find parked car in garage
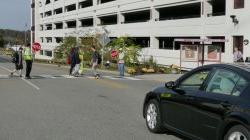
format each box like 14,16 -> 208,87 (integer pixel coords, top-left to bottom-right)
143,64 -> 250,140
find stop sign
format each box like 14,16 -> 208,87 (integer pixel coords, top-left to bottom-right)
32,42 -> 41,52
111,50 -> 118,58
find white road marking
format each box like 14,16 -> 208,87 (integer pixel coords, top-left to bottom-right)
21,77 -> 40,90
102,75 -> 141,80
0,75 -> 9,78
0,65 -> 40,90
61,75 -> 77,79
124,77 -> 141,81
0,65 -> 12,72
40,74 -> 56,79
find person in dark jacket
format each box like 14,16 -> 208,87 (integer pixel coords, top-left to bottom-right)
72,47 -> 81,76
91,46 -> 100,78
11,47 -> 23,77
69,47 -> 75,75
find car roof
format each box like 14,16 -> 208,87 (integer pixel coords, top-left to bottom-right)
197,63 -> 250,76
228,63 -> 250,72
208,63 -> 250,72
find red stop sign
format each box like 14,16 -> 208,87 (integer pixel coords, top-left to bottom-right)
32,42 -> 41,52
111,50 -> 118,58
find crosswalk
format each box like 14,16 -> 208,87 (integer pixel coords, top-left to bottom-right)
0,74 -> 142,81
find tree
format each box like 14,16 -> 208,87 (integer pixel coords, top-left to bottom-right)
54,36 -> 77,60
107,37 -> 141,66
0,34 -> 5,48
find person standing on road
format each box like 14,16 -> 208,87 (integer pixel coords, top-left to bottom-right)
118,48 -> 125,77
79,47 -> 85,75
91,46 -> 100,78
11,47 -> 23,77
69,47 -> 75,76
233,47 -> 244,62
72,47 -> 81,76
23,44 -> 33,79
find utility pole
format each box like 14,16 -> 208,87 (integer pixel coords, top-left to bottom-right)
24,23 -> 28,46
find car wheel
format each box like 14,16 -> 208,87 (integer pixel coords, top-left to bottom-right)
146,99 -> 163,133
224,125 -> 249,140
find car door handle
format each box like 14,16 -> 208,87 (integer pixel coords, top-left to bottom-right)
220,101 -> 231,108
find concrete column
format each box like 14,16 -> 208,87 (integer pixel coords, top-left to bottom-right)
93,0 -> 98,6
151,8 -> 159,22
76,1 -> 79,11
118,13 -> 125,24
224,35 -> 234,63
52,23 -> 56,30
52,37 -> 55,44
95,17 -> 101,26
77,19 -> 81,28
203,0 -> 212,17
63,21 -> 67,29
150,36 -> 159,49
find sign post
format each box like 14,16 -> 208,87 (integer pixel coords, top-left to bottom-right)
97,33 -> 111,66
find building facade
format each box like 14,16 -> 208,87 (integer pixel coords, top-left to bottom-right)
31,0 -> 250,68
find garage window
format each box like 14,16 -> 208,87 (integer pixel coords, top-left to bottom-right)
234,0 -> 244,9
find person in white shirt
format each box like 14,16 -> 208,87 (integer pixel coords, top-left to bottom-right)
118,48 -> 125,77
233,47 -> 243,62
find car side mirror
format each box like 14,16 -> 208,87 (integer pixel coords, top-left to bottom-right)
165,81 -> 177,89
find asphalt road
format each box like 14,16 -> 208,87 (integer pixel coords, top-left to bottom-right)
0,55 -> 183,140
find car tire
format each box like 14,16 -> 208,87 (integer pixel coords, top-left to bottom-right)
145,99 -> 164,133
224,125 -> 249,140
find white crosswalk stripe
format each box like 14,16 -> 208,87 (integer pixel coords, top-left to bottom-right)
0,75 -> 10,79
0,74 -> 142,81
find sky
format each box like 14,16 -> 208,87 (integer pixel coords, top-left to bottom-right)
0,0 -> 30,31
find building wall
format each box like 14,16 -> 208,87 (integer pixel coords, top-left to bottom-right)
32,0 -> 250,68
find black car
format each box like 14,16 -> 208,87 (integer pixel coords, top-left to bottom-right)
143,64 -> 250,140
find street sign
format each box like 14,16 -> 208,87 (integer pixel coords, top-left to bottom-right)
98,33 -> 111,47
111,50 -> 118,58
32,42 -> 41,52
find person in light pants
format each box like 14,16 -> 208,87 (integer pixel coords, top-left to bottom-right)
118,48 -> 125,77
11,47 -> 23,77
91,46 -> 99,77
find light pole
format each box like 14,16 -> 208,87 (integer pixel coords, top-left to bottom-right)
24,23 -> 28,46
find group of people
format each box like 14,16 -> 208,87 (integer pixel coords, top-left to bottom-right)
11,44 -> 33,79
68,46 -> 125,78
68,46 -> 102,78
11,44 -> 126,80
10,44 -> 246,80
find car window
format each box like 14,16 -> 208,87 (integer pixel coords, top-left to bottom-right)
179,70 -> 210,90
206,69 -> 248,96
232,78 -> 248,96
